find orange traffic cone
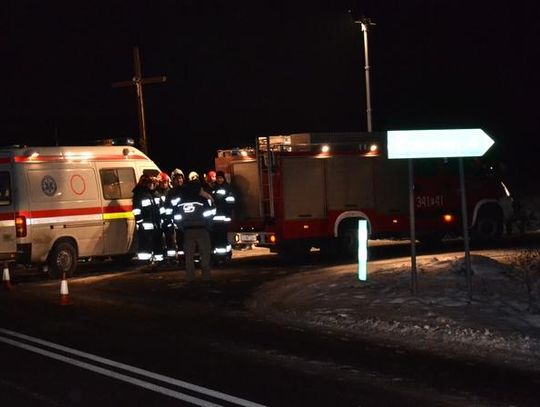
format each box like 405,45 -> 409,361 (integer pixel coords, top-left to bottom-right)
2,264 -> 12,291
60,272 -> 70,305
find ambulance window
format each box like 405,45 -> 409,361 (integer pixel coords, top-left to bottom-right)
0,172 -> 10,206
143,169 -> 160,177
100,168 -> 136,200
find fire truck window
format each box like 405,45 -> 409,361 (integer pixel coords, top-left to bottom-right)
100,168 -> 135,200
0,172 -> 11,206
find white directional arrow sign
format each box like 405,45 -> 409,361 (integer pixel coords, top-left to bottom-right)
387,129 -> 494,159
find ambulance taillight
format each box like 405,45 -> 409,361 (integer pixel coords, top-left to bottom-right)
15,216 -> 27,237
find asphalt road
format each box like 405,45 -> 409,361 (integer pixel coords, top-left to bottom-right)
1,236 -> 540,406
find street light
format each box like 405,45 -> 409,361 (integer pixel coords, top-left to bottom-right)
353,16 -> 376,133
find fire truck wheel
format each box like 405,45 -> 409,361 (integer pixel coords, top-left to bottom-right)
338,223 -> 358,258
473,214 -> 503,242
47,240 -> 78,279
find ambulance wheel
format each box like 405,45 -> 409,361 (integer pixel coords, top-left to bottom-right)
48,240 -> 78,279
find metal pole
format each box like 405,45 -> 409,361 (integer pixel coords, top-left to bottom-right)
361,19 -> 374,133
133,47 -> 148,154
408,159 -> 417,294
458,158 -> 473,300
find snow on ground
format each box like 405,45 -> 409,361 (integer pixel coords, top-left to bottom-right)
247,251 -> 540,370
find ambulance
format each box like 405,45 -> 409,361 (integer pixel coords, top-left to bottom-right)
0,143 -> 160,277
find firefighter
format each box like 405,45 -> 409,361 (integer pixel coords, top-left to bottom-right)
204,170 -> 217,193
178,172 -> 215,281
154,172 -> 172,262
156,172 -> 171,203
211,170 -> 235,261
163,169 -> 185,260
185,171 -> 213,201
132,174 -> 162,262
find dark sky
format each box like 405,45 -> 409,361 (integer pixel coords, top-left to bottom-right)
2,0 -> 539,190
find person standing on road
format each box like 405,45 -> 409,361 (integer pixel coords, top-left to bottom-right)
132,174 -> 162,263
154,172 -> 171,262
164,169 -> 185,260
211,170 -> 235,261
178,172 -> 215,281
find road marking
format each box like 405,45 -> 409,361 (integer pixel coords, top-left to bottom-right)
0,328 -> 266,407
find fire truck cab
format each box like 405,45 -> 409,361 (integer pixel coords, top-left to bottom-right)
0,143 -> 160,276
216,133 -> 513,257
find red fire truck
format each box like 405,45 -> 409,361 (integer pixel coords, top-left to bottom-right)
215,133 -> 513,257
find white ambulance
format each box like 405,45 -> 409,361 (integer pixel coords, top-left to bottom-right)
0,143 -> 160,277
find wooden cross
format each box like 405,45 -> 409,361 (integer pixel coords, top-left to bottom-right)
112,47 -> 167,154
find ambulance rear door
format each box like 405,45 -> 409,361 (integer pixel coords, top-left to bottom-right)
98,166 -> 138,256
0,166 -> 17,261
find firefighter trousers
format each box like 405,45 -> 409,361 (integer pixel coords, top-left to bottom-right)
183,227 -> 211,281
211,221 -> 229,251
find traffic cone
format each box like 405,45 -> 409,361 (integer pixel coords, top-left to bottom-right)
60,272 -> 70,305
2,264 -> 12,291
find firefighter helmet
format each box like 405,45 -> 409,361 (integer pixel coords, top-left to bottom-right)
188,171 -> 199,181
207,170 -> 217,183
171,168 -> 184,179
158,172 -> 170,183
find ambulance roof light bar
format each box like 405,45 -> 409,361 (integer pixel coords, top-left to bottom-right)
95,138 -> 135,146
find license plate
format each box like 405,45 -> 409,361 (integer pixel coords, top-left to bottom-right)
240,233 -> 257,243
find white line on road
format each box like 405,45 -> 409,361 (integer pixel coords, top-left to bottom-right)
0,328 -> 266,407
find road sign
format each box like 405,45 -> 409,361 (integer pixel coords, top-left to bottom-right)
387,129 -> 494,159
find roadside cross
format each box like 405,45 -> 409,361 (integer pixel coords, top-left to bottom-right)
112,47 -> 167,154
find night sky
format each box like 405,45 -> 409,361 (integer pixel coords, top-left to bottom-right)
2,0 -> 539,193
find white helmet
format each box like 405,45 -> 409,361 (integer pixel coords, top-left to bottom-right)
171,168 -> 184,178
188,171 -> 199,181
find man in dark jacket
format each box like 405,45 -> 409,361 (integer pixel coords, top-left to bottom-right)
163,169 -> 185,260
178,172 -> 215,281
211,171 -> 235,261
132,174 -> 162,262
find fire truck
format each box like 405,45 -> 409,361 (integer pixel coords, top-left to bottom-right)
215,133 -> 513,257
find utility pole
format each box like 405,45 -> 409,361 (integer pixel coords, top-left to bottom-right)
353,16 -> 376,133
112,46 -> 167,154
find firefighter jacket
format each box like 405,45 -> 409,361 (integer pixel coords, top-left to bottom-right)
132,185 -> 161,232
211,182 -> 235,222
155,187 -> 169,228
177,196 -> 215,231
163,186 -> 184,230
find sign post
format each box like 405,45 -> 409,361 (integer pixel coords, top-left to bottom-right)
408,159 -> 417,294
387,129 -> 494,298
